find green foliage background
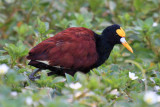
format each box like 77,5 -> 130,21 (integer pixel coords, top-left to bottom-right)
0,0 -> 160,107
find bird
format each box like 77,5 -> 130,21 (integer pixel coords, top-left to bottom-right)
27,24 -> 133,81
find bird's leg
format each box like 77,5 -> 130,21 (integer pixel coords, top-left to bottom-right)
47,71 -> 57,76
47,70 -> 64,77
47,67 -> 66,76
29,67 -> 71,80
30,68 -> 63,80
47,71 -> 65,77
47,68 -> 76,76
29,68 -> 41,81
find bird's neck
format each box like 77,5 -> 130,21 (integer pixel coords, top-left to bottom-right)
93,33 -> 115,68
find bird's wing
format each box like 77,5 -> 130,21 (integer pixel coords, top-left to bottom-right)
27,27 -> 98,69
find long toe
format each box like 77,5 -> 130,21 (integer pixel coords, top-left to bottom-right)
29,74 -> 36,81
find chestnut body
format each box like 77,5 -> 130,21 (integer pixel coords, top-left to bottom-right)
27,27 -> 100,76
27,24 -> 129,78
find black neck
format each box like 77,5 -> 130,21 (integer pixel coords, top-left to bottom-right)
92,33 -> 115,68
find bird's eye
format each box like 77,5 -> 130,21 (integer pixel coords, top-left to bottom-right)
115,34 -> 118,36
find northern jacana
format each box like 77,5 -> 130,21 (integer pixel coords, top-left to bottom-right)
27,24 -> 133,81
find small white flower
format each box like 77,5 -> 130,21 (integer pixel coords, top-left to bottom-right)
10,91 -> 18,97
0,64 -> 9,75
154,85 -> 160,92
26,97 -> 33,105
129,72 -> 138,80
110,89 -> 120,96
142,79 -> 146,81
144,91 -> 158,105
69,82 -> 82,90
152,22 -> 158,27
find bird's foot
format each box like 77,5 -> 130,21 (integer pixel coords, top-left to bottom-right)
29,74 -> 40,81
28,69 -> 41,81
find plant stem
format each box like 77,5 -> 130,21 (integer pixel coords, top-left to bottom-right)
125,60 -> 147,91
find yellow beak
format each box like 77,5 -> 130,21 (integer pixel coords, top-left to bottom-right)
120,38 -> 133,53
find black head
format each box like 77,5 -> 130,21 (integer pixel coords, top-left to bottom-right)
102,24 -> 123,44
102,24 -> 133,53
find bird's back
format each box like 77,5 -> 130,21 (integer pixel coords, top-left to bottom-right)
27,27 -> 98,72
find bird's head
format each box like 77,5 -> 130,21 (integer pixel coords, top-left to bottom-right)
102,24 -> 133,53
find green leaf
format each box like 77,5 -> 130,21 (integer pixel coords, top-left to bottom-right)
145,17 -> 153,26
0,55 -> 10,61
65,73 -> 74,83
3,41 -> 28,66
133,0 -> 143,11
37,17 -> 46,34
52,77 -> 66,84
